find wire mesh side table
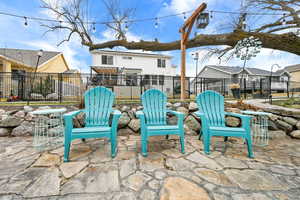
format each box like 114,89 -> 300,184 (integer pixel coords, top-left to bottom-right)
241,110 -> 270,146
31,108 -> 66,151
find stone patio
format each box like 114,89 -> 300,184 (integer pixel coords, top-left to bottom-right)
0,135 -> 300,200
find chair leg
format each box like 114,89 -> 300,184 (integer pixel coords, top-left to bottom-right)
180,134 -> 185,154
198,130 -> 203,140
141,138 -> 148,157
224,136 -> 228,142
110,137 -> 117,158
246,136 -> 254,158
64,139 -> 71,162
203,133 -> 211,155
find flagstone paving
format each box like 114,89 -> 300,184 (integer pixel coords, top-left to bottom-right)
0,135 -> 300,200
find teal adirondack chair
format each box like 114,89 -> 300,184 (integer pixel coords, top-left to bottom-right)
63,86 -> 121,162
195,90 -> 254,158
136,89 -> 185,156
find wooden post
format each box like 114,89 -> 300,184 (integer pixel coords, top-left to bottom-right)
180,33 -> 186,100
179,3 -> 207,101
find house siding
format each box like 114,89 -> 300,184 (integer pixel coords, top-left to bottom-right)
37,54 -> 69,73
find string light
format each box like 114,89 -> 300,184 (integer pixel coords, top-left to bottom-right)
124,21 -> 128,31
154,18 -> 158,28
183,12 -> 187,20
282,13 -> 287,25
92,22 -> 96,33
23,16 -> 28,26
0,9 -> 297,26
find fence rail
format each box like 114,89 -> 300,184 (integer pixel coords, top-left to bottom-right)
0,72 -> 299,102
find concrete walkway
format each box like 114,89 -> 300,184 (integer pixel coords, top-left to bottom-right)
0,135 -> 300,200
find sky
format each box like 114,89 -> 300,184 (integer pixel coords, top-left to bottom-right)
0,0 -> 299,77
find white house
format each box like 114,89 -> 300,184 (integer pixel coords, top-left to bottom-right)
90,50 -> 178,98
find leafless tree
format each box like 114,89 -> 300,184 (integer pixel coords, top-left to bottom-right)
41,0 -> 300,56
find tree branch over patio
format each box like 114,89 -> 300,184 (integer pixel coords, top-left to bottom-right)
41,0 -> 300,56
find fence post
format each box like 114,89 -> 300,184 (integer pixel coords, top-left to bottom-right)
59,73 -> 63,103
188,77 -> 190,99
287,81 -> 290,98
172,76 -> 175,99
140,75 -> 143,96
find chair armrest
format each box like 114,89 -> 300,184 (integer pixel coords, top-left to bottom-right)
63,110 -> 83,119
136,110 -> 145,118
112,109 -> 121,116
225,112 -> 252,128
111,109 -> 121,133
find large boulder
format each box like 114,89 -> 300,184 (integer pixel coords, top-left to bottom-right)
46,93 -> 59,100
173,102 -> 182,108
225,107 -> 241,113
188,102 -> 198,112
0,117 -> 23,128
268,130 -> 287,140
25,112 -> 36,121
38,106 -> 51,110
184,115 -> 201,132
31,93 -> 43,99
176,107 -> 189,116
121,106 -> 130,112
166,102 -> 173,109
118,127 -> 136,136
13,111 -> 25,118
282,117 -> 298,126
23,106 -> 33,113
0,128 -> 10,137
184,124 -> 197,136
290,130 -> 300,139
297,121 -> 300,130
73,112 -> 85,128
167,115 -> 178,125
0,109 -> 5,116
128,119 -> 140,132
118,112 -> 131,128
275,120 -> 293,133
11,121 -> 34,136
127,110 -> 136,119
268,120 -> 279,131
226,116 -> 241,127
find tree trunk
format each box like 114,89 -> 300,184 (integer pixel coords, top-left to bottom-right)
90,31 -> 300,56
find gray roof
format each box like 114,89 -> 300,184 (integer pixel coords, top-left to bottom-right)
206,65 -> 281,76
284,64 -> 300,73
0,48 -> 61,67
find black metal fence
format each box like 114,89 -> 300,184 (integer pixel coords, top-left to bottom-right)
0,72 -> 299,102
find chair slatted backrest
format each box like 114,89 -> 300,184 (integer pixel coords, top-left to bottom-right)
141,89 -> 167,125
196,90 -> 225,127
84,86 -> 115,127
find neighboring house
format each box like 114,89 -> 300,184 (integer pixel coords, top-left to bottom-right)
0,48 -> 75,100
90,50 -> 178,97
282,64 -> 300,82
192,65 -> 290,94
0,48 -> 69,73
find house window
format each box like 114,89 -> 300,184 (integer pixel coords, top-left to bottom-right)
143,75 -> 150,85
122,56 -> 132,60
152,75 -> 157,85
157,59 -> 166,68
102,55 -> 113,65
159,75 -> 164,85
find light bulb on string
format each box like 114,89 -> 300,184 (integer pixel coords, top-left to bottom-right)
125,21 -> 129,31
92,22 -> 96,33
183,12 -> 186,20
154,18 -> 158,29
282,13 -> 287,25
210,11 -> 213,19
24,16 -> 28,27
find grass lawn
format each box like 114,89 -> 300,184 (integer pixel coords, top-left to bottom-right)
272,98 -> 300,109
